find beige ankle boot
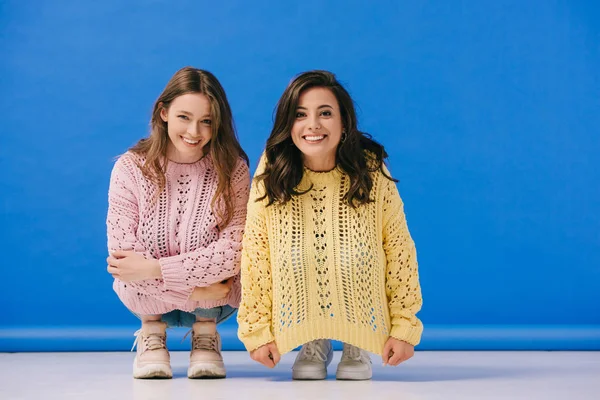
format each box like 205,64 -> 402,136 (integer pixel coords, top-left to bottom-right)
132,321 -> 172,379
187,321 -> 226,379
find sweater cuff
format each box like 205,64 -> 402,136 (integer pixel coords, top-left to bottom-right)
158,255 -> 194,298
238,325 -> 275,352
161,287 -> 194,306
390,320 -> 423,346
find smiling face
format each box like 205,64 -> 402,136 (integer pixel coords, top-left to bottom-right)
290,87 -> 344,171
160,92 -> 213,163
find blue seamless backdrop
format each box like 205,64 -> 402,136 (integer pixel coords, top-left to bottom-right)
1,0 -> 599,351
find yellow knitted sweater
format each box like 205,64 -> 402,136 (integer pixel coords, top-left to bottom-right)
237,159 -> 423,355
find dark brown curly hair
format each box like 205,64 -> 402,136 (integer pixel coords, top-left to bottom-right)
257,70 -> 395,207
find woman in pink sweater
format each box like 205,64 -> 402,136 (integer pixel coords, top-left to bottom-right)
106,67 -> 250,379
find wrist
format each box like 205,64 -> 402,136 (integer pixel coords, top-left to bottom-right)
190,287 -> 204,301
147,259 -> 163,279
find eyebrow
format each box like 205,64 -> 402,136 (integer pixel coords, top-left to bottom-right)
296,105 -> 333,110
176,110 -> 211,118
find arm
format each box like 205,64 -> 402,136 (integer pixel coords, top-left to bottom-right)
237,160 -> 275,352
381,174 -> 424,346
156,160 -> 251,290
107,155 -> 193,305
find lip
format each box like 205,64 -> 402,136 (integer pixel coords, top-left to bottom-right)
181,136 -> 201,146
302,134 -> 327,145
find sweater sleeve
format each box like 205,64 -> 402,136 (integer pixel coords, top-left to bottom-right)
237,157 -> 275,351
157,159 -> 250,291
380,172 -> 424,346
107,155 -> 193,306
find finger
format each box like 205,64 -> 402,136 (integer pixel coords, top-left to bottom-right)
107,266 -> 119,275
258,346 -> 276,368
107,256 -> 120,266
218,280 -> 232,289
387,348 -> 405,366
263,356 -> 276,368
381,341 -> 393,365
250,349 -> 264,362
256,354 -> 274,368
390,357 -> 406,367
111,250 -> 131,259
269,343 -> 281,365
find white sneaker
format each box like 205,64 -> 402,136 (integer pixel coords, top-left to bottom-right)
336,343 -> 372,380
131,321 -> 172,379
292,339 -> 333,380
187,321 -> 226,379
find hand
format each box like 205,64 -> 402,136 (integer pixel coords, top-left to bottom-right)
106,250 -> 161,282
382,337 -> 414,366
189,279 -> 234,301
250,342 -> 281,368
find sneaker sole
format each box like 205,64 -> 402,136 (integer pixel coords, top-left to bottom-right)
292,368 -> 327,380
133,359 -> 172,379
187,362 -> 226,379
335,368 -> 372,381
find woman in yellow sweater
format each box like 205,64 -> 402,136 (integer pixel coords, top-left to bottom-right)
237,70 -> 423,380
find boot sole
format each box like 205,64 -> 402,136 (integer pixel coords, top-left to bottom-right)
133,359 -> 173,379
187,362 -> 226,379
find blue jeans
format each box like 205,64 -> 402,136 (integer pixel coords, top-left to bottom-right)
131,305 -> 237,328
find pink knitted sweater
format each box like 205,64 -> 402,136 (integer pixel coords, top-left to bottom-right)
107,151 -> 250,315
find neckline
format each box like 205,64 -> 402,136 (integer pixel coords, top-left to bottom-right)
302,165 -> 343,185
164,153 -> 211,173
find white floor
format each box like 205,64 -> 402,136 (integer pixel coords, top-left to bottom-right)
1,351 -> 598,400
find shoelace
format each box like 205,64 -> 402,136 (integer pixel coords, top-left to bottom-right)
182,330 -> 218,351
342,344 -> 371,364
342,344 -> 362,361
299,340 -> 329,362
131,329 -> 166,352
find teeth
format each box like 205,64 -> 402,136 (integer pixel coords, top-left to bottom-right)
304,135 -> 325,141
183,138 -> 200,144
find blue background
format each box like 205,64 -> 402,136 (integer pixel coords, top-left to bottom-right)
1,0 -> 599,351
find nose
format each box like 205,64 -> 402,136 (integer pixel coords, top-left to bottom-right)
187,122 -> 199,136
308,115 -> 321,131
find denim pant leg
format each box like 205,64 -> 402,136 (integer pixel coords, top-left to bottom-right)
130,306 -> 237,328
190,305 -> 237,325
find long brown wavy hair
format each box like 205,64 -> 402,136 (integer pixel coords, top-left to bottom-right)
129,66 -> 248,226
257,70 -> 395,207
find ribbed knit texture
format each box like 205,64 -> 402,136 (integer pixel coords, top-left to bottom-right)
237,157 -> 423,355
107,151 -> 250,315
